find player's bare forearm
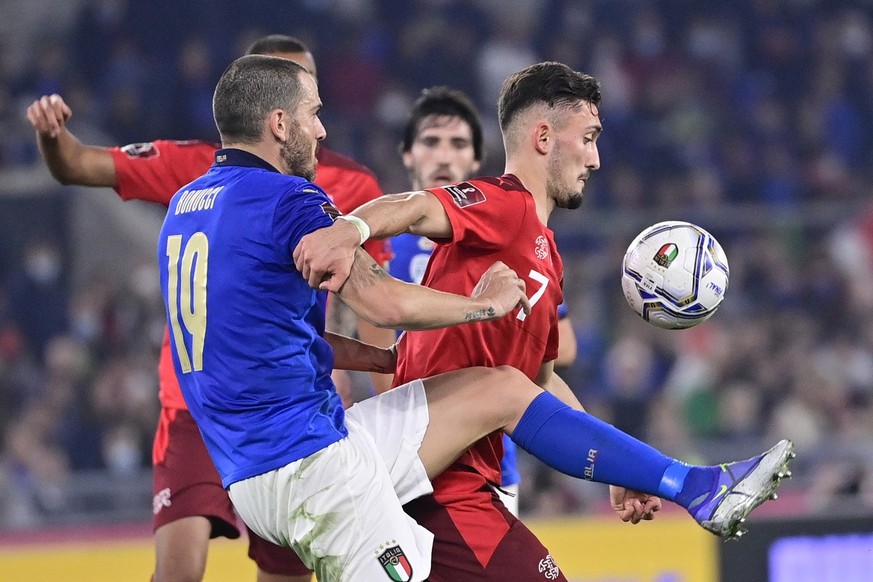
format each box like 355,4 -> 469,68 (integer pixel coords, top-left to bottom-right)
549,373 -> 584,411
324,332 -> 396,374
536,361 -> 584,411
38,131 -> 117,187
337,249 -> 526,330
27,94 -> 117,187
355,317 -> 397,393
294,192 -> 450,292
351,190 -> 452,240
555,316 -> 578,367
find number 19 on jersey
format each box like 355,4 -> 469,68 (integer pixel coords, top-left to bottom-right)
166,233 -> 209,373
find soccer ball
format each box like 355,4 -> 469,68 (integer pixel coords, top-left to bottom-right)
621,221 -> 729,329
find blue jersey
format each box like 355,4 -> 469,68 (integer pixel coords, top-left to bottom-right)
388,233 -> 436,285
501,436 -> 520,487
157,149 -> 346,488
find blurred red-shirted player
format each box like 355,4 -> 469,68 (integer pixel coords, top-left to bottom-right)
26,35 -> 391,582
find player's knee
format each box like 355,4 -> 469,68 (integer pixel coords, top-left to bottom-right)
486,365 -> 540,420
490,365 -> 527,382
492,365 -> 536,394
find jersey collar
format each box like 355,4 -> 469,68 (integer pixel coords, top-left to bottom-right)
214,148 -> 280,173
501,173 -> 526,191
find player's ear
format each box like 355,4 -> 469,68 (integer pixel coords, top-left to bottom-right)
401,150 -> 414,171
268,109 -> 288,142
471,159 -> 481,174
534,122 -> 551,155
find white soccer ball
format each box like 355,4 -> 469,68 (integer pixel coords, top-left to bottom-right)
621,221 -> 729,329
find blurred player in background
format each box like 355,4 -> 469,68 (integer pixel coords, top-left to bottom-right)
389,85 -> 579,518
25,34 -> 393,582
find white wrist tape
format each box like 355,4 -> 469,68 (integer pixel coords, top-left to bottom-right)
337,215 -> 371,245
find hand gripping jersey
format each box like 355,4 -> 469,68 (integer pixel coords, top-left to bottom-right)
392,175 -> 564,487
109,140 -> 388,414
157,149 -> 345,487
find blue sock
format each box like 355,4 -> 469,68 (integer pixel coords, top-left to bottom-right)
673,466 -> 718,509
510,392 -> 704,503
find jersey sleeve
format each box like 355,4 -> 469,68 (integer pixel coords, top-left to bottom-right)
110,140 -> 217,206
343,171 -> 391,266
272,183 -> 338,260
427,180 -> 527,252
357,173 -> 391,266
544,317 -> 560,363
326,165 -> 391,266
365,237 -> 392,268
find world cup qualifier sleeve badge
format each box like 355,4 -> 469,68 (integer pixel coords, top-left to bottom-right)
378,545 -> 413,581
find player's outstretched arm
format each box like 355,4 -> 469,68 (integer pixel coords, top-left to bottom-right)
351,190 -> 453,239
26,94 -> 117,187
353,318 -> 397,394
555,316 -> 578,367
536,361 -> 583,409
336,248 -> 530,330
324,332 -> 396,374
294,190 -> 451,292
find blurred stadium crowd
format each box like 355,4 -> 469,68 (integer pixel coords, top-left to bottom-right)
2,0 -> 873,528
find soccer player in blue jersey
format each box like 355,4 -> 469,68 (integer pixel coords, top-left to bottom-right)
161,55 -> 793,581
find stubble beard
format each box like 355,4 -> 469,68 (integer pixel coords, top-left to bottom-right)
281,124 -> 316,181
546,155 -> 584,210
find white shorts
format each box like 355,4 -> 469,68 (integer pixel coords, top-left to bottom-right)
229,380 -> 433,582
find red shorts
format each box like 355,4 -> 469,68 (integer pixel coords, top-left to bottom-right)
152,408 -> 311,576
403,480 -> 567,582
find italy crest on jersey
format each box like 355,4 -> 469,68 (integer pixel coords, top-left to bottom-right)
378,545 -> 413,581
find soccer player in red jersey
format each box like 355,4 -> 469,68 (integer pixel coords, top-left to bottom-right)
25,35 -> 390,582
294,60 -> 789,580
389,85 -> 583,518
295,61 -> 659,581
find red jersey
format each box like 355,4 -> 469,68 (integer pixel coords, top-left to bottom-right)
109,140 -> 389,410
392,174 -> 563,487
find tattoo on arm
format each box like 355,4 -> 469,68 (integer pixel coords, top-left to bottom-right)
464,306 -> 496,321
346,248 -> 390,291
369,262 -> 390,279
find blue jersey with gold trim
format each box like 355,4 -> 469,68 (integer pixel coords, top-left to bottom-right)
157,148 -> 345,488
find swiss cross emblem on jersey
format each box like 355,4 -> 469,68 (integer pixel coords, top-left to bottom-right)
538,554 -> 561,579
535,235 -> 549,260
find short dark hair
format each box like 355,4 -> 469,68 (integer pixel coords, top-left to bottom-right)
213,55 -> 307,144
401,86 -> 484,161
245,34 -> 311,56
498,62 -> 601,131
